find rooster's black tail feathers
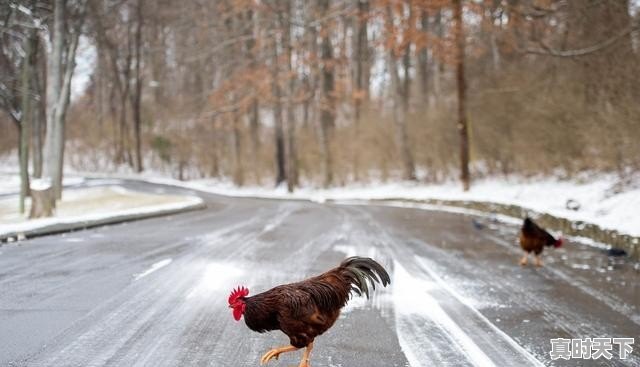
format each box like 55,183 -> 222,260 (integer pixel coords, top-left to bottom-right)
340,256 -> 391,299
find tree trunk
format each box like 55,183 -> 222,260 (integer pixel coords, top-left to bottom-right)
386,5 -> 416,181
319,0 -> 334,188
117,63 -> 130,166
29,181 -> 54,219
454,0 -> 470,191
178,160 -> 185,181
283,1 -> 298,192
302,75 -> 311,129
90,1 -> 122,163
32,99 -> 43,178
402,0 -> 413,110
490,31 -> 500,73
271,35 -> 287,186
303,8 -> 318,132
210,120 -> 220,177
249,98 -> 260,182
42,0 -> 82,201
431,9 -> 443,104
132,0 -> 144,172
52,28 -> 81,199
352,0 -> 369,181
43,0 -> 66,205
246,8 -> 261,184
32,58 -> 44,179
94,2 -> 132,167
19,30 -> 35,214
418,8 -> 429,102
231,114 -> 244,186
31,33 -> 44,179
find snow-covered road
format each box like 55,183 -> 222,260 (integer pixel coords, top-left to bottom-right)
0,181 -> 638,366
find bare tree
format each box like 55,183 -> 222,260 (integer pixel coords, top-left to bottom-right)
352,0 -> 369,180
385,2 -> 416,181
271,12 -> 287,186
0,1 -> 46,213
31,51 -> 45,179
19,27 -> 36,214
430,8 -> 442,102
43,0 -> 87,201
283,0 -> 298,192
417,4 -> 429,102
130,0 -> 144,172
246,8 -> 262,183
453,0 -> 470,190
318,0 -> 335,188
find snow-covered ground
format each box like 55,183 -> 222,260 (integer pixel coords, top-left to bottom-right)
0,172 -> 85,195
0,185 -> 203,238
142,174 -> 640,238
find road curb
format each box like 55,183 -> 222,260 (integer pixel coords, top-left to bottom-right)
0,201 -> 206,243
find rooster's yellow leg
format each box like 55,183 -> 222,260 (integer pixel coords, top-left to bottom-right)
534,255 -> 543,267
298,342 -> 313,367
260,345 -> 298,365
519,253 -> 528,266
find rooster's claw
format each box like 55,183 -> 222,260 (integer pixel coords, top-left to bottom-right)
261,346 -> 295,365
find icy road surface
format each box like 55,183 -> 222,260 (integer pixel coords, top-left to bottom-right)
0,180 -> 638,367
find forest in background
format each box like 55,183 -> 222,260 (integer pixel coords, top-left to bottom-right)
2,0 -> 640,200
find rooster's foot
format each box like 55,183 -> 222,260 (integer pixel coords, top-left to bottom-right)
534,256 -> 543,267
260,346 -> 297,365
519,256 -> 528,266
296,342 -> 313,367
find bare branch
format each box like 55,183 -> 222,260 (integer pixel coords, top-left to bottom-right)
525,20 -> 640,58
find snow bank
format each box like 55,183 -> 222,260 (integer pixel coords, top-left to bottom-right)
0,186 -> 203,239
145,175 -> 640,238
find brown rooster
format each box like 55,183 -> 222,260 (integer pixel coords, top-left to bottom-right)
228,256 -> 391,367
519,217 -> 563,267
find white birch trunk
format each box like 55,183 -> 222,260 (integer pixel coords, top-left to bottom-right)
42,0 -> 83,203
43,0 -> 65,203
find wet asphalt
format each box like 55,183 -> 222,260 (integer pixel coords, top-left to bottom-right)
0,179 -> 638,367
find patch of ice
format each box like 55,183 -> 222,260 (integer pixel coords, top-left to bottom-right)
393,261 -> 497,367
570,263 -> 591,270
414,257 -> 546,367
261,206 -> 294,233
134,258 -> 172,280
333,245 -> 357,257
186,262 -> 245,299
65,237 -> 85,243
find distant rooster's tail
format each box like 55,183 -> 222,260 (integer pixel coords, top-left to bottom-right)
339,256 -> 391,299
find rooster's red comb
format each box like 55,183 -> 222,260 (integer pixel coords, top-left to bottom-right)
228,286 -> 249,304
